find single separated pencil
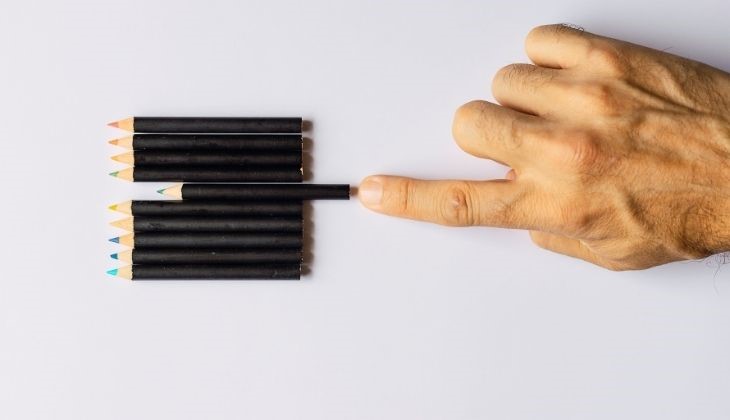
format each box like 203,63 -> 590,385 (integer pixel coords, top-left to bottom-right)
109,166 -> 302,182
111,150 -> 301,167
160,183 -> 350,200
111,216 -> 303,232
109,232 -> 302,248
107,264 -> 301,280
108,200 -> 303,217
111,248 -> 303,264
109,134 -> 302,151
108,117 -> 303,134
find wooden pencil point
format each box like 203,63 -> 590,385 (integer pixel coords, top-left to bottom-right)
159,184 -> 183,198
108,201 -> 132,215
117,233 -> 135,247
107,266 -> 133,280
115,250 -> 133,263
109,167 -> 134,181
111,152 -> 134,165
108,117 -> 134,132
110,218 -> 133,231
109,135 -> 133,148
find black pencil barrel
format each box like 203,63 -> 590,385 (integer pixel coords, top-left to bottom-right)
134,117 -> 302,134
132,166 -> 302,182
132,232 -> 302,248
132,151 -> 301,167
129,248 -> 303,265
180,183 -> 350,201
132,134 -> 302,151
132,216 -> 302,232
130,264 -> 301,280
130,201 -> 303,217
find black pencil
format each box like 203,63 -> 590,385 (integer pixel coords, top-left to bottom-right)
110,232 -> 302,248
109,200 -> 303,217
111,248 -> 303,265
111,216 -> 303,233
111,151 -> 302,167
109,134 -> 302,151
109,166 -> 302,182
108,117 -> 303,134
108,264 -> 301,280
159,183 -> 350,201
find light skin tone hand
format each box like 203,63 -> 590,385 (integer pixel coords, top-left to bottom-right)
358,24 -> 730,271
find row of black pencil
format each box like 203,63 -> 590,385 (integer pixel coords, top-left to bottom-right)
108,184 -> 351,280
109,117 -> 305,182
107,116 -> 349,280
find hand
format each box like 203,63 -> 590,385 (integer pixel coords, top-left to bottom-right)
358,24 -> 730,270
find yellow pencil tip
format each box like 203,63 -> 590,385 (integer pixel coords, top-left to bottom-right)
108,204 -> 118,211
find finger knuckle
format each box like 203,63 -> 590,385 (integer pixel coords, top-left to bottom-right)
438,182 -> 478,226
452,100 -> 487,145
586,41 -> 628,76
552,131 -> 602,173
493,64 -> 528,89
385,178 -> 417,215
577,81 -> 619,114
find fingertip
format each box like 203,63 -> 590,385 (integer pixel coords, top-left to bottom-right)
358,175 -> 385,209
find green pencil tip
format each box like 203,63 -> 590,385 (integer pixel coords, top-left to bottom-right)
109,171 -> 119,177
109,237 -> 119,243
157,188 -> 166,194
107,269 -> 118,276
110,253 -> 118,260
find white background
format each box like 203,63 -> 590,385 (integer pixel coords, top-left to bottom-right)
0,0 -> 729,419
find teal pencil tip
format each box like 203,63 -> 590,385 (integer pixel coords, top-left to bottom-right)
109,237 -> 119,243
107,269 -> 118,276
156,188 -> 165,194
109,171 -> 119,177
110,253 -> 118,260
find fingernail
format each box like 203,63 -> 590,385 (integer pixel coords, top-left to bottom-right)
359,177 -> 383,206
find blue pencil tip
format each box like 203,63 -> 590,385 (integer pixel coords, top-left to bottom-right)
107,269 -> 118,276
110,253 -> 118,260
109,237 -> 119,243
157,188 -> 166,194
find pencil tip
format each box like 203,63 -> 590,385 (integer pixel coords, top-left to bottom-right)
110,253 -> 118,260
108,121 -> 119,128
109,237 -> 119,243
107,268 -> 118,276
108,138 -> 118,145
108,204 -> 117,211
157,188 -> 166,195
109,171 -> 119,177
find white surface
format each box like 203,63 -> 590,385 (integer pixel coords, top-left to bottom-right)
0,0 -> 729,419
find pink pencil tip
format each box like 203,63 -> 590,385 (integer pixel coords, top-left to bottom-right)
108,121 -> 119,128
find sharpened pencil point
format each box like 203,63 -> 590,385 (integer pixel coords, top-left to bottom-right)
109,237 -> 120,244
109,171 -> 119,177
110,253 -> 118,260
157,188 -> 166,195
108,204 -> 117,211
107,268 -> 118,276
108,121 -> 119,128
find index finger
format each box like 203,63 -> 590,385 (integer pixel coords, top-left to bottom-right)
358,175 -> 558,231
